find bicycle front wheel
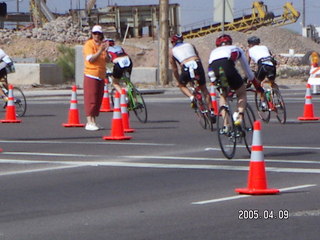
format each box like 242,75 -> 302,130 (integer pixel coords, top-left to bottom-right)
255,91 -> 270,123
13,87 -> 27,117
217,106 -> 236,159
242,104 -> 256,154
130,88 -> 148,123
273,89 -> 286,124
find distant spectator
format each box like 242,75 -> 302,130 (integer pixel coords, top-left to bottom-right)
83,25 -> 108,131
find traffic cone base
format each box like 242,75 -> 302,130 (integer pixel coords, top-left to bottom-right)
235,121 -> 279,195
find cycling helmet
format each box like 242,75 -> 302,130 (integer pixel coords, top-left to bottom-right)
171,34 -> 183,45
247,36 -> 260,45
107,38 -> 115,46
215,34 -> 232,47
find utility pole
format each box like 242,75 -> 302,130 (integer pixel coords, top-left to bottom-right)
302,0 -> 305,27
159,0 -> 169,86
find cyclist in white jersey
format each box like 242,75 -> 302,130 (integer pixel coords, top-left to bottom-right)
106,39 -> 133,93
0,48 -> 15,101
247,36 -> 277,89
169,34 -> 216,122
208,34 -> 256,125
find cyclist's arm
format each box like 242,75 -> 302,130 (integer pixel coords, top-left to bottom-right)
169,50 -> 180,81
238,48 -> 255,81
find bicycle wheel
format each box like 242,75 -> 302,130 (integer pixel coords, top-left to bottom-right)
110,88 -> 116,107
273,89 -> 286,124
194,98 -> 209,130
242,104 -> 256,154
217,106 -> 236,159
131,87 -> 147,123
12,87 -> 27,117
255,91 -> 270,123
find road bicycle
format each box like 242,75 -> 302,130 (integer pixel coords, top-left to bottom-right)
254,81 -> 286,124
189,79 -> 214,131
215,80 -> 256,159
1,82 -> 27,117
110,71 -> 148,123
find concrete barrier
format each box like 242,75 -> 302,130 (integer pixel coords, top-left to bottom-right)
7,63 -> 63,86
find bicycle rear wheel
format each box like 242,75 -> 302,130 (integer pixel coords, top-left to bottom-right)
217,106 -> 236,159
194,98 -> 212,130
273,89 -> 286,124
12,87 -> 27,117
255,91 -> 270,123
242,104 -> 255,154
131,88 -> 147,123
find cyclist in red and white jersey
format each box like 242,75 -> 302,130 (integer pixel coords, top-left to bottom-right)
106,39 -> 133,93
247,36 -> 277,89
169,34 -> 216,122
208,34 -> 256,125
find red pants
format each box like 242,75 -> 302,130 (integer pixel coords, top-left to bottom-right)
83,75 -> 104,117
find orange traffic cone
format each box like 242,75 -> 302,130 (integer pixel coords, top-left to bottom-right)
100,82 -> 113,112
235,121 -> 279,195
103,91 -> 132,140
210,83 -> 218,115
62,85 -> 85,127
298,84 -> 320,120
120,89 -> 135,133
0,85 -> 21,123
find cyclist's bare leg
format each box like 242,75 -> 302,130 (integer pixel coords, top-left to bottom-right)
199,84 -> 213,110
178,82 -> 193,99
112,77 -> 122,93
235,84 -> 247,121
0,76 -> 8,100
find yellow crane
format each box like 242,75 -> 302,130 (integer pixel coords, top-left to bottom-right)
182,2 -> 300,39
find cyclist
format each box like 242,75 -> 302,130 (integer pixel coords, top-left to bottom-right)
247,36 -> 278,89
0,48 -> 15,101
169,34 -> 216,123
208,34 -> 255,125
105,39 -> 133,93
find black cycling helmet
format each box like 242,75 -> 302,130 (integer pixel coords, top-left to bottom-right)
247,36 -> 260,45
171,34 -> 183,45
215,34 -> 232,47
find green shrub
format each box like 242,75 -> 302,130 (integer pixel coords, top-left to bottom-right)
56,45 -> 75,81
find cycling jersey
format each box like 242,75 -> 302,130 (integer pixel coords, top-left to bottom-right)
107,45 -> 128,62
172,42 -> 197,64
208,45 -> 254,90
248,45 -> 274,66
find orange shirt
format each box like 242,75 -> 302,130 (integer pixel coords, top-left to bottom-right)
83,39 -> 106,80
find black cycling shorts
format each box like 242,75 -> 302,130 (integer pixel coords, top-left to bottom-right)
0,68 -> 7,79
112,60 -> 133,79
256,64 -> 276,81
209,58 -> 244,90
179,60 -> 206,86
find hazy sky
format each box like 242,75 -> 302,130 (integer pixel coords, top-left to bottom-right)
5,0 -> 320,33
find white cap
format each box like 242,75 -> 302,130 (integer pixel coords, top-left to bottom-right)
92,25 -> 103,33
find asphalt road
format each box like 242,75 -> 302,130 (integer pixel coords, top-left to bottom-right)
0,86 -> 319,239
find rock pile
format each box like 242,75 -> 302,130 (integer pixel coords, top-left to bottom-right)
0,16 -> 90,44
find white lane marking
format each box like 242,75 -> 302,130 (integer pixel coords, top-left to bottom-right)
0,140 -> 174,146
192,184 -> 317,205
126,155 -> 320,165
0,165 -> 84,176
1,159 -> 320,174
206,145 -> 320,151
